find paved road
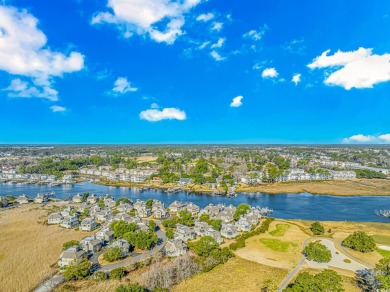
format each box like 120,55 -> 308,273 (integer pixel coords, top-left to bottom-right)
33,223 -> 167,292
277,237 -> 373,292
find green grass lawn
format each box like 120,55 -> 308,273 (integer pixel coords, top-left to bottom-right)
375,248 -> 390,258
373,235 -> 390,245
269,224 -> 290,237
259,238 -> 296,252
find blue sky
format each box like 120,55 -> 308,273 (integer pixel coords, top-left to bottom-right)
1,0 -> 390,144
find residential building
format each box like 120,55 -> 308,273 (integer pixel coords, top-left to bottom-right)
60,216 -> 79,228
221,224 -> 239,239
48,212 -> 63,225
165,239 -> 187,257
58,246 -> 87,267
16,194 -> 29,204
80,218 -> 97,231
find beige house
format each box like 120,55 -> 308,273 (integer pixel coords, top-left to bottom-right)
58,246 -> 87,267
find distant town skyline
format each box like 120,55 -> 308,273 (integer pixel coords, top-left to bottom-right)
1,0 -> 390,144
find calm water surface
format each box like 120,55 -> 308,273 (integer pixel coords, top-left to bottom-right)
1,182 -> 390,222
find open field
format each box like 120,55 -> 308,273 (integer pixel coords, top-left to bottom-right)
235,219 -> 310,269
172,257 -> 288,292
0,204 -> 94,292
136,156 -> 158,163
236,179 -> 390,196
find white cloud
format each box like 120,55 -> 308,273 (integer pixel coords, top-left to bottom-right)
210,37 -> 225,49
230,95 -> 243,107
196,13 -> 214,22
91,0 -> 202,44
308,47 -> 390,90
292,73 -> 301,85
139,105 -> 186,122
112,77 -> 138,94
210,51 -> 226,61
50,105 -> 67,113
342,134 -> 390,144
211,22 -> 223,32
198,41 -> 210,50
243,26 -> 267,41
261,68 -> 278,78
0,6 -> 84,101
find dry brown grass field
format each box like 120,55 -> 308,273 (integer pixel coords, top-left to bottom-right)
235,219 -> 310,269
0,204 -> 93,292
236,179 -> 390,196
136,156 -> 158,163
172,257 -> 288,292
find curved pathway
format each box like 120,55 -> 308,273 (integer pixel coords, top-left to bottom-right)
277,237 -> 373,292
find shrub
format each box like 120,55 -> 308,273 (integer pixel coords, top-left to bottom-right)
110,267 -> 126,280
62,240 -> 79,250
165,227 -> 174,239
93,271 -> 108,281
310,221 -> 325,235
63,261 -> 92,281
285,269 -> 343,292
103,247 -> 123,262
115,283 -> 145,292
342,231 -> 376,253
188,236 -> 219,257
303,242 -> 332,263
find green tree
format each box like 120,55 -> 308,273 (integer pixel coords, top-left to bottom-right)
303,242 -> 332,263
116,197 -> 131,206
310,222 -> 325,235
233,203 -> 251,221
178,210 -> 194,226
342,231 -> 376,253
145,199 -> 153,208
110,221 -> 139,238
93,271 -> 108,281
124,230 -> 158,250
103,247 -> 123,262
63,240 -> 79,250
110,267 -> 126,280
375,257 -> 390,289
165,227 -> 174,239
284,269 -> 343,292
189,236 -> 219,257
63,261 -> 92,281
149,220 -> 157,231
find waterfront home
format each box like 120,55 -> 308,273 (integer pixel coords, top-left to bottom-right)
220,224 -> 239,239
58,246 -> 87,267
0,196 -> 8,207
206,228 -> 223,244
164,239 -> 187,257
78,203 -> 90,214
61,206 -> 75,217
34,194 -> 48,204
60,216 -> 79,229
153,207 -> 169,219
178,178 -> 193,186
80,218 -> 97,231
245,212 -> 260,226
116,202 -> 133,213
151,200 -> 165,212
236,217 -> 251,232
104,197 -> 116,208
186,202 -> 200,215
169,200 -> 186,213
216,210 -> 234,223
73,194 -> 83,203
94,209 -> 113,222
330,170 -> 357,180
137,205 -> 151,218
111,239 -> 131,257
87,194 -> 99,205
80,236 -> 102,253
201,203 -> 222,217
175,224 -> 196,241
96,228 -> 114,243
113,212 -> 132,223
48,212 -> 63,225
16,194 -> 29,204
133,200 -> 146,212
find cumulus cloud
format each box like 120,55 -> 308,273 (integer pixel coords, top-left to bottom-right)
230,95 -> 243,107
210,51 -> 226,61
198,41 -> 210,50
243,25 -> 268,41
292,73 -> 301,85
112,77 -> 138,94
308,47 -> 390,90
91,0 -> 202,44
139,104 -> 186,122
50,105 -> 67,113
196,13 -> 214,22
0,6 -> 84,101
211,22 -> 223,32
261,68 -> 278,78
342,134 -> 390,144
210,37 -> 225,49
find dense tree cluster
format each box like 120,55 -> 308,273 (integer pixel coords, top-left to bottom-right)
342,231 -> 376,253
303,242 -> 332,263
284,269 -> 343,292
310,222 -> 325,235
355,169 -> 387,179
63,261 -> 92,281
103,247 -> 123,262
233,203 -> 251,221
